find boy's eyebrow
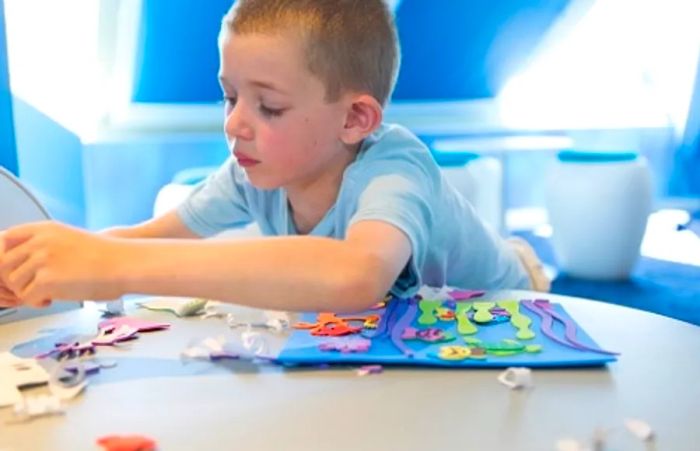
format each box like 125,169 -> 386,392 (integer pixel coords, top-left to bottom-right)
249,80 -> 290,96
218,75 -> 289,96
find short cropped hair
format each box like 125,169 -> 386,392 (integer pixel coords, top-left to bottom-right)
222,0 -> 400,106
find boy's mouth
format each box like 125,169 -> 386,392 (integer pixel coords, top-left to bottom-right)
234,151 -> 260,168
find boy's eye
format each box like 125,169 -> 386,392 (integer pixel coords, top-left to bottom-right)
259,104 -> 285,118
223,96 -> 236,113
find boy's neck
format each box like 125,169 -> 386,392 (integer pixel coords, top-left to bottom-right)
287,142 -> 360,234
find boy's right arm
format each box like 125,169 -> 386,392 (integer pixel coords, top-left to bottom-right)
102,210 -> 200,239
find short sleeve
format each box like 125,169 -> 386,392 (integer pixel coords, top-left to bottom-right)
348,171 -> 434,298
176,158 -> 253,237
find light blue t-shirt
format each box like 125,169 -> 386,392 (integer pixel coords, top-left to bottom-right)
177,123 -> 530,297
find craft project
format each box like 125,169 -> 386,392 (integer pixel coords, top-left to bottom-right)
278,292 -> 618,368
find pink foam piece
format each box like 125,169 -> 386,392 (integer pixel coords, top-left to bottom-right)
98,317 -> 170,333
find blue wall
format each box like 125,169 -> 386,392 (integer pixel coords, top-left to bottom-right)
83,133 -> 228,229
13,99 -> 85,225
130,0 -> 570,103
392,0 -> 570,100
0,0 -> 18,175
132,0 -> 232,103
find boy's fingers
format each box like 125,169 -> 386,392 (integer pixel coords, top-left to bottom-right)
5,254 -> 41,294
20,281 -> 52,309
3,223 -> 44,251
0,240 -> 33,277
0,287 -> 20,307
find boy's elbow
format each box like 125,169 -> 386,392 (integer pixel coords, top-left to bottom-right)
328,253 -> 393,313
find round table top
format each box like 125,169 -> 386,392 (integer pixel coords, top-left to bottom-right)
1,290 -> 698,451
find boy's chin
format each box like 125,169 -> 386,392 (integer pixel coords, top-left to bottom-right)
247,176 -> 282,191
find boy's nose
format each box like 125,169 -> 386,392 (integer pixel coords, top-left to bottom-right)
224,103 -> 253,140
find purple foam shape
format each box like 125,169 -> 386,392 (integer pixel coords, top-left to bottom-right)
521,300 -> 618,355
318,337 -> 371,353
533,299 -> 619,355
390,298 -> 418,357
448,289 -> 486,301
362,299 -> 397,339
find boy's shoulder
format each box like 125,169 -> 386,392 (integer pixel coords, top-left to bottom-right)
345,122 -> 441,183
358,123 -> 432,164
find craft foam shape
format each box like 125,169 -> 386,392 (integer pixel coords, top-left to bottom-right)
448,289 -> 486,300
96,434 -> 157,451
497,300 -> 535,340
455,303 -> 477,335
98,317 -> 170,332
472,302 -> 496,323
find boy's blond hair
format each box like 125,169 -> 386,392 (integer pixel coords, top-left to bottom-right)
222,0 -> 400,106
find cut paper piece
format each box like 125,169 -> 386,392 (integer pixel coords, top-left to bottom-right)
497,367 -> 533,389
361,299 -> 399,340
98,317 -> 170,333
104,298 -> 125,316
497,300 -> 535,340
436,345 -> 472,361
62,360 -> 102,376
319,337 -> 371,353
0,381 -> 22,408
8,394 -> 65,423
448,289 -> 486,300
96,435 -> 158,451
389,297 -> 418,357
181,336 -> 239,361
139,297 -> 208,317
417,285 -> 449,300
92,324 -> 139,346
460,338 -> 542,356
293,313 -> 376,337
241,329 -> 271,358
455,303 -> 477,335
401,327 -> 454,343
624,418 -> 655,442
356,365 -> 383,376
472,301 -> 496,323
435,307 -> 455,321
555,438 -> 588,451
522,300 -> 619,355
417,299 -> 441,325
1,353 -> 51,408
228,310 -> 291,333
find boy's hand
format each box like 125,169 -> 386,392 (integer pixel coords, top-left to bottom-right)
0,231 -> 20,307
0,222 -> 123,307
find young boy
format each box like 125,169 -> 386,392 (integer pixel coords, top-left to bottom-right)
0,0 -> 548,313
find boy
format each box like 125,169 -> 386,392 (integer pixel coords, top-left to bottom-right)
0,0 -> 548,313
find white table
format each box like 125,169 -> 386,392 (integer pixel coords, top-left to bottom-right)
1,290 -> 699,451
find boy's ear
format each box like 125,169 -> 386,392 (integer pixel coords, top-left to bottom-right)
339,94 -> 383,145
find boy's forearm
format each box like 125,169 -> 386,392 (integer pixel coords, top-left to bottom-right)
101,211 -> 200,239
111,237 -> 389,312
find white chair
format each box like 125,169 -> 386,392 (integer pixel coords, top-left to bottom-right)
0,167 -> 81,323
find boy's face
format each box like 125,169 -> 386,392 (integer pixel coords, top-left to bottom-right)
218,31 -> 353,191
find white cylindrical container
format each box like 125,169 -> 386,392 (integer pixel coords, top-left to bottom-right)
439,153 -> 503,234
545,151 -> 653,280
